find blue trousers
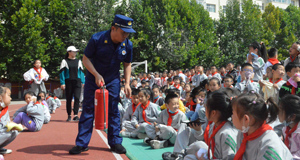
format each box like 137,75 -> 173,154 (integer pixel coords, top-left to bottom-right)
75,78 -> 122,147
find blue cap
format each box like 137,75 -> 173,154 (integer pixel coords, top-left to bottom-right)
113,14 -> 136,33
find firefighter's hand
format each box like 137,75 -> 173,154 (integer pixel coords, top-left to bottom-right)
95,74 -> 105,87
124,84 -> 131,98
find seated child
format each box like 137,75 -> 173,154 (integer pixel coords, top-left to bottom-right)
162,88 -> 239,160
232,92 -> 292,160
181,83 -> 192,102
13,91 -> 44,132
53,93 -> 62,108
0,87 -> 21,154
144,93 -> 188,149
38,91 -> 51,124
152,85 -> 164,106
207,77 -> 221,96
208,65 -> 222,81
46,91 -> 58,114
264,48 -> 280,75
161,89 -> 186,113
260,63 -> 286,103
171,76 -> 183,96
222,75 -> 234,88
185,87 -> 205,121
235,63 -> 260,93
279,62 -> 300,98
278,95 -> 300,159
122,88 -> 160,139
120,88 -> 140,135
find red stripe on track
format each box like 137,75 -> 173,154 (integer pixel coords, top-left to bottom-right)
5,101 -> 129,160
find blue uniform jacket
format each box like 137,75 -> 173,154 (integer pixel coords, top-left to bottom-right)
84,29 -> 133,83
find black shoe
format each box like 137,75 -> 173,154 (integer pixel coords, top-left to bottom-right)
69,146 -> 89,155
66,116 -> 71,122
73,116 -> 79,121
110,144 -> 126,154
162,152 -> 184,160
0,148 -> 12,154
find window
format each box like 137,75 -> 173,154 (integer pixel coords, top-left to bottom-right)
207,4 -> 216,13
223,5 -> 227,12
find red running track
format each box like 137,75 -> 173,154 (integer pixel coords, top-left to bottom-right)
4,101 -> 129,160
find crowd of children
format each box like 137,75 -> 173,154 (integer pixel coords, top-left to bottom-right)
0,87 -> 61,157
1,41 -> 300,159
116,41 -> 300,160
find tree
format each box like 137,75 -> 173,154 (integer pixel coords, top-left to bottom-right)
0,0 -> 48,82
116,0 -> 218,72
216,0 -> 264,66
262,3 -> 297,60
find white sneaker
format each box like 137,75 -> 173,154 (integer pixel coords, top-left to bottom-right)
120,131 -> 131,137
0,148 -> 12,154
137,133 -> 147,139
150,140 -> 168,149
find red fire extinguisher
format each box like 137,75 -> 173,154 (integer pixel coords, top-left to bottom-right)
94,82 -> 109,131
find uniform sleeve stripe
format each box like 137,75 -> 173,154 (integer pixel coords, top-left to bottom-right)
268,147 -> 282,160
263,155 -> 271,160
265,151 -> 278,160
226,138 -> 237,149
228,135 -> 237,146
225,142 -> 235,153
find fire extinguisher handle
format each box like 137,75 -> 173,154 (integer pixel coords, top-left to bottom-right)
100,82 -> 106,89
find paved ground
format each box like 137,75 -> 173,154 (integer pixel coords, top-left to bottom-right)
4,100 -> 129,160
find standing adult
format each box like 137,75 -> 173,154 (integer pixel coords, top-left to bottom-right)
59,46 -> 85,121
283,42 -> 300,80
69,14 -> 135,155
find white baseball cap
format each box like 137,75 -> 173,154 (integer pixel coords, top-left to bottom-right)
67,46 -> 79,52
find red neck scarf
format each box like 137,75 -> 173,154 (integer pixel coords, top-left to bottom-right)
0,106 -> 8,120
54,96 -> 57,99
167,109 -> 179,126
34,67 -> 42,80
179,71 -> 183,74
161,77 -> 166,84
174,84 -> 180,89
204,121 -> 213,144
212,72 -> 218,76
269,78 -> 283,84
268,58 -> 280,65
234,122 -> 273,160
132,102 -> 140,115
221,72 -> 226,77
284,123 -> 298,149
188,75 -> 192,82
46,96 -> 51,100
290,55 -> 299,62
286,81 -> 296,95
35,101 -> 41,105
154,96 -> 160,103
187,100 -> 196,111
206,121 -> 227,159
141,101 -> 151,124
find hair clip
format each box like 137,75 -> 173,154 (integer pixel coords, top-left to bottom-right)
251,90 -> 255,94
252,101 -> 256,104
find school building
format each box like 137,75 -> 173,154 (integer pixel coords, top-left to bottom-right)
197,0 -> 300,20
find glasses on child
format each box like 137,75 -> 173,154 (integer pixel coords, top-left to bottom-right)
243,69 -> 253,73
224,80 -> 232,83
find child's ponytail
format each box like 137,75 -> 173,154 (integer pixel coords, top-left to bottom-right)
265,97 -> 279,124
249,41 -> 268,62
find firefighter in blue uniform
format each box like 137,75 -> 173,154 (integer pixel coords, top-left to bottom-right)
69,14 -> 135,154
